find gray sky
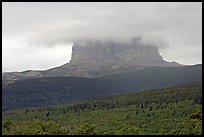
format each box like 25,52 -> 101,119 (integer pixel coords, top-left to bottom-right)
2,2 -> 202,72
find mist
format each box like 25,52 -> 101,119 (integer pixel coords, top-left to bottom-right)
2,2 -> 202,72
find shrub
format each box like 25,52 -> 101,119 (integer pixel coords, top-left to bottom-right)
74,122 -> 96,135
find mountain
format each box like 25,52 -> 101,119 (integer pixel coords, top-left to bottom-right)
42,38 -> 180,78
3,64 -> 202,111
2,37 -> 180,82
2,37 -> 202,111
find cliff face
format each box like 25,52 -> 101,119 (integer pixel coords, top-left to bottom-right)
41,38 -> 180,78
2,38 -> 181,81
69,39 -> 174,67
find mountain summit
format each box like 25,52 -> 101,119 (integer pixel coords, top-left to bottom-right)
2,37 -> 181,81
69,38 -> 178,67
42,37 -> 180,77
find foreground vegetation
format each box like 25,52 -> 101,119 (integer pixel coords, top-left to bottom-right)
2,83 -> 202,135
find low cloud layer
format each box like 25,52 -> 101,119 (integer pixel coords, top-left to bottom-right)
2,2 -> 202,72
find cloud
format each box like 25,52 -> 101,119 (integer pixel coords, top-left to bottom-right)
3,3 -> 201,46
137,34 -> 169,49
2,38 -> 72,72
2,2 -> 202,72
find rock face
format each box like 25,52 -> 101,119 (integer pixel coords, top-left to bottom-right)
69,37 -> 181,68
2,37 -> 181,81
70,39 -> 165,67
42,37 -> 180,78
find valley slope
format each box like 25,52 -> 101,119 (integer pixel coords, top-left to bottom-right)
2,83 -> 202,135
2,64 -> 202,111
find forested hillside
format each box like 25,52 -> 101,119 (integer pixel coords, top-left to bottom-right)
2,83 -> 202,135
3,64 -> 202,111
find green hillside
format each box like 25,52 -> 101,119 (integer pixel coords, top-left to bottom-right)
3,64 -> 202,111
2,83 -> 202,135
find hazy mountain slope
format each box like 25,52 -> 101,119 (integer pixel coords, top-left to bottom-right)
103,64 -> 202,94
2,64 -> 202,111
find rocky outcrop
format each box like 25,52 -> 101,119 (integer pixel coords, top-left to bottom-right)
69,38 -> 179,67
69,38 -> 181,67
41,37 -> 180,78
2,37 -> 181,81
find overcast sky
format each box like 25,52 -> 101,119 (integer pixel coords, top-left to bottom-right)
2,2 -> 202,72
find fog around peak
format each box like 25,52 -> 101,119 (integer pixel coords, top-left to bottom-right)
2,2 -> 202,72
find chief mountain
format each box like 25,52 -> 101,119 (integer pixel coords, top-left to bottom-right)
2,37 -> 202,111
2,37 -> 180,81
